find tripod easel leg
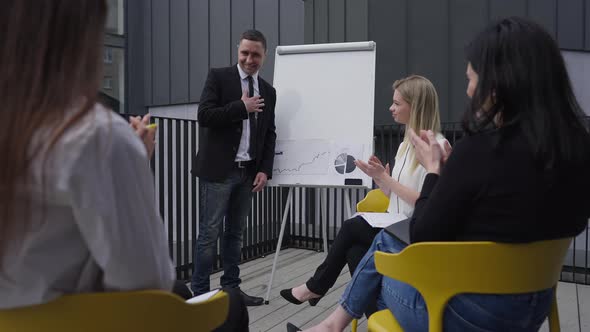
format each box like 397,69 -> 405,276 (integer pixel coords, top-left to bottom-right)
264,187 -> 293,304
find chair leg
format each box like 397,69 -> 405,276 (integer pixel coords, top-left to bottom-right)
548,286 -> 560,332
352,318 -> 358,332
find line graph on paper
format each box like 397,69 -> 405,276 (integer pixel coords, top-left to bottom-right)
273,139 -> 331,175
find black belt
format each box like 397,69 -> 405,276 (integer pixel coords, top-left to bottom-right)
235,160 -> 255,168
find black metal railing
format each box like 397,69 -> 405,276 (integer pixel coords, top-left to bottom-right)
149,116 -> 285,280
147,114 -> 590,284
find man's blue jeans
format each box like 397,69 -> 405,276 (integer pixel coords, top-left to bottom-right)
340,230 -> 553,331
190,168 -> 254,296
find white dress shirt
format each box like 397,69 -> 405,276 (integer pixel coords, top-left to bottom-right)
235,63 -> 260,162
387,134 -> 448,217
0,103 -> 175,309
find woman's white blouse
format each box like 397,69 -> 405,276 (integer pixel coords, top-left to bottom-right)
387,134 -> 447,217
0,104 -> 175,309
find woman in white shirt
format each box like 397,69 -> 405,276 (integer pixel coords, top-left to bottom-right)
0,3 -> 251,329
0,2 -> 251,330
280,75 -> 449,309
0,0 -> 175,309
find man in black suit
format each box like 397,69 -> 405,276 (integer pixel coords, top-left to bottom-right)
191,30 -> 276,306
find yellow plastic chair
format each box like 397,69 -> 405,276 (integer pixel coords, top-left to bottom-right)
368,238 -> 572,332
0,289 -> 229,332
349,189 -> 390,332
356,189 -> 390,213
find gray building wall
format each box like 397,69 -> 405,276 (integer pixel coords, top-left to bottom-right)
127,0 -> 304,115
128,0 -> 590,123
306,0 -> 590,124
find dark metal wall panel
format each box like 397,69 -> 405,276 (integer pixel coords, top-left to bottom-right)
489,0 -> 527,21
297,0 -> 590,124
528,0 -> 557,38
210,0 -> 231,68
255,0 -> 280,83
152,0 -> 171,105
329,0 -> 346,42
407,0 -> 450,121
280,0 -> 305,46
449,0 -> 487,122
346,0 -> 368,41
142,0 -> 302,106
127,0 -> 146,114
188,0 -> 209,103
558,0 -> 585,49
587,0 -> 590,50
137,0 -> 586,118
304,0 -> 315,44
231,0 -> 254,63
143,0 -> 153,106
170,0 -> 189,104
369,0 -> 407,125
314,0 -> 329,43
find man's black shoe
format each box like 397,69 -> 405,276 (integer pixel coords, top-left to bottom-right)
238,288 -> 264,306
286,322 -> 302,332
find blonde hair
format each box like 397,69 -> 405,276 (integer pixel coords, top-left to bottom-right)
393,75 -> 442,171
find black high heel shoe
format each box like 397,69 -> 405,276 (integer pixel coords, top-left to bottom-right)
280,288 -> 322,306
309,297 -> 321,306
286,322 -> 302,332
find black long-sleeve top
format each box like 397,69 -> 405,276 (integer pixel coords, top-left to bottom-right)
410,129 -> 590,243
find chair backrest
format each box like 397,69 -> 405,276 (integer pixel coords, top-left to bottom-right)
374,238 -> 572,332
357,189 -> 390,213
0,290 -> 229,332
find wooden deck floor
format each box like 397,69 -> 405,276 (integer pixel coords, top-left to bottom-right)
205,248 -> 590,332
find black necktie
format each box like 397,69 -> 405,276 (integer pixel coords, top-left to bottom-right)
247,76 -> 257,160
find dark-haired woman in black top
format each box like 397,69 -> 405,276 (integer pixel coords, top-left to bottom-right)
289,16 -> 590,332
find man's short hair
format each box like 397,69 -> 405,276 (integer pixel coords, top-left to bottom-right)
240,29 -> 267,51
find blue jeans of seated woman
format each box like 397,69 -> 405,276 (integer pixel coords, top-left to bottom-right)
340,230 -> 553,331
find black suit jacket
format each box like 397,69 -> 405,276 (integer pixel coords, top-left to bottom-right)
193,65 -> 277,182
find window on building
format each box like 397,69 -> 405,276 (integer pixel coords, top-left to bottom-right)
105,0 -> 125,35
103,48 -> 113,64
103,77 -> 113,90
101,0 -> 125,113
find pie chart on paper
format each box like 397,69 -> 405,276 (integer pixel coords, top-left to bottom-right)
334,153 -> 357,174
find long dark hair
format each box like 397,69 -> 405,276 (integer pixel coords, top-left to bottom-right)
463,17 -> 590,169
0,1 -> 107,257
